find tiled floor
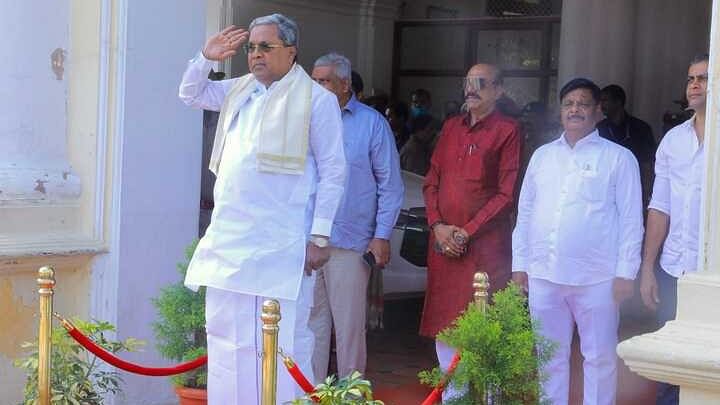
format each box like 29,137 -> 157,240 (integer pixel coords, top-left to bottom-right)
365,296 -> 658,405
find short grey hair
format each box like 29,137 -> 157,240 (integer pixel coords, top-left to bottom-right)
249,13 -> 299,47
314,52 -> 352,82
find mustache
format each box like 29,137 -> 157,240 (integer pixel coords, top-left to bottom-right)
566,114 -> 585,120
465,92 -> 480,99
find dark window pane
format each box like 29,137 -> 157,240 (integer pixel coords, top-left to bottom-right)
551,23 -> 560,69
396,76 -> 465,119
475,30 -> 543,70
503,77 -> 541,111
400,26 -> 467,71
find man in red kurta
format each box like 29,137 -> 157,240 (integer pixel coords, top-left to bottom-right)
421,63 -> 522,401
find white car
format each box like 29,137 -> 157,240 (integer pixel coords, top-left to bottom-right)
383,170 -> 429,298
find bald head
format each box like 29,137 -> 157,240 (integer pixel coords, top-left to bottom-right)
464,63 -> 503,119
468,64 -> 503,86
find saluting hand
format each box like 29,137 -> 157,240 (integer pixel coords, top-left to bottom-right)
202,25 -> 249,61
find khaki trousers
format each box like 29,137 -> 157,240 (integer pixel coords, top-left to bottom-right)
310,247 -> 371,380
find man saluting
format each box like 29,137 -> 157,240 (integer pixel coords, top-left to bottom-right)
178,14 -> 346,404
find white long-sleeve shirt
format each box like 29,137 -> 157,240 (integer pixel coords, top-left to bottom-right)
178,52 -> 345,237
180,52 -> 346,299
512,130 -> 644,286
648,116 -> 704,277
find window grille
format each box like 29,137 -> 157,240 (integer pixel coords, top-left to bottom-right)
486,0 -> 561,17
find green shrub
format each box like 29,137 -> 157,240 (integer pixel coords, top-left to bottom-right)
289,371 -> 384,405
14,319 -> 142,405
419,283 -> 555,405
152,240 -> 207,388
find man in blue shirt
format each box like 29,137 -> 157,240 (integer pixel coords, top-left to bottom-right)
309,52 -> 404,380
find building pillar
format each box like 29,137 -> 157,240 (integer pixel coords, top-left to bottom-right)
558,0 -> 636,91
617,1 -> 720,402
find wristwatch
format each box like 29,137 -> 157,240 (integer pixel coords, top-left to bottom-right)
309,235 -> 329,248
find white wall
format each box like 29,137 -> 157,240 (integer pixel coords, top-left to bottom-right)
632,0 -> 712,136
104,0 -> 204,403
559,0 -> 711,137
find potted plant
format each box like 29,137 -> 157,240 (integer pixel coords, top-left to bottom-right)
152,240 -> 208,405
418,283 -> 555,405
15,318 -> 142,405
289,371 -> 384,405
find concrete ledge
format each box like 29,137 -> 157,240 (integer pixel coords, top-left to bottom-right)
618,320 -> 720,391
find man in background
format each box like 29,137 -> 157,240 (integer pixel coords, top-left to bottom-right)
597,84 -> 656,208
422,63 -> 521,402
639,54 -> 709,405
310,52 -> 404,381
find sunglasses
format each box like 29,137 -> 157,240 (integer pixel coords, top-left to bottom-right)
464,77 -> 499,91
242,42 -> 290,54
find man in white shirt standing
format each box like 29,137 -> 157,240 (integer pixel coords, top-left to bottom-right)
512,78 -> 644,405
178,15 -> 346,404
639,53 -> 708,405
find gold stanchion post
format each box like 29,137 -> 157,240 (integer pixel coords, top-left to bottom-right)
473,272 -> 489,313
261,299 -> 281,405
37,266 -> 56,405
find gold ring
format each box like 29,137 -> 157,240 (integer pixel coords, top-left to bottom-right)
444,246 -> 450,252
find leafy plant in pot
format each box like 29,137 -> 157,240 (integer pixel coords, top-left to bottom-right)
152,240 -> 208,404
418,283 -> 556,405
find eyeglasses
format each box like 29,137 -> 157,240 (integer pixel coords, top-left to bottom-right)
464,77 -> 498,91
687,73 -> 708,85
242,42 -> 290,54
560,101 -> 596,110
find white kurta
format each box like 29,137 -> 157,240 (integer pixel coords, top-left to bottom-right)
178,53 -> 345,404
179,52 -> 346,300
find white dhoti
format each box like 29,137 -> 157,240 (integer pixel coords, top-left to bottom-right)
206,274 -> 316,405
435,340 -> 467,402
528,277 -> 619,405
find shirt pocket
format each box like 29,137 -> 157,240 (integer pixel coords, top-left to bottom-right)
577,170 -> 610,202
463,147 -> 495,183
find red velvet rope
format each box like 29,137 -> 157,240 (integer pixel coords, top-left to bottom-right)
61,319 -> 207,376
62,314 -> 458,404
281,351 -> 319,402
421,352 -> 461,405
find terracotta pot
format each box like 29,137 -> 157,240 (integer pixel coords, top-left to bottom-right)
175,386 -> 207,405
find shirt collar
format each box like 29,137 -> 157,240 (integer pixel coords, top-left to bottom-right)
461,109 -> 499,130
557,128 -> 601,148
343,93 -> 360,115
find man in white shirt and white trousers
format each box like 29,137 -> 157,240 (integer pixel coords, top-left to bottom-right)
639,53 -> 708,405
178,14 -> 346,404
512,78 -> 644,405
